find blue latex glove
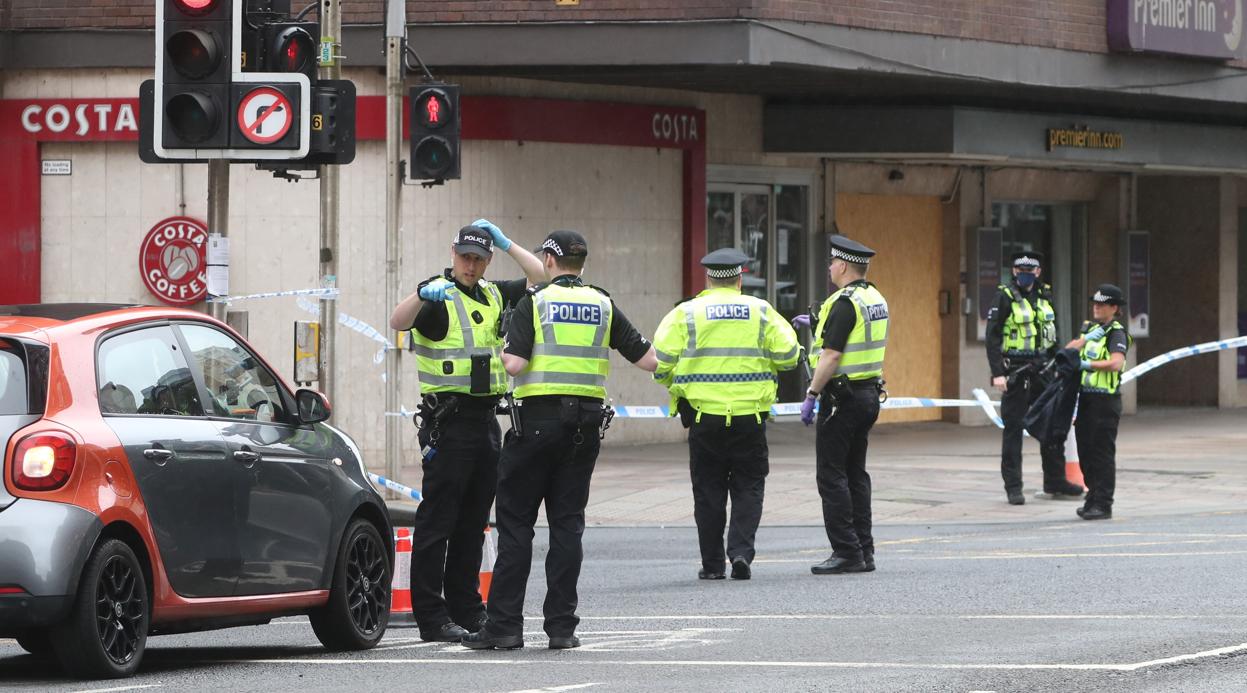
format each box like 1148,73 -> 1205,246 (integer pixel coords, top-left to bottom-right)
800,395 -> 817,426
1084,325 -> 1106,342
419,278 -> 452,302
791,313 -> 811,330
472,218 -> 511,251
1080,359 -> 1094,372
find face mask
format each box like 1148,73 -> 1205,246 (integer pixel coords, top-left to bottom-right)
1015,272 -> 1036,289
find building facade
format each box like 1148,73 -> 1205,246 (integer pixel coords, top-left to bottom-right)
2,1 -> 1246,464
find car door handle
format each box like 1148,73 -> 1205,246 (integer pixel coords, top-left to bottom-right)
233,449 -> 262,466
143,448 -> 175,465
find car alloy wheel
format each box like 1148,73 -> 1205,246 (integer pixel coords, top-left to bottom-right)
346,527 -> 388,635
310,519 -> 390,651
95,554 -> 145,666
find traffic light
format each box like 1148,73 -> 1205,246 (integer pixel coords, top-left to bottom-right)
409,84 -> 461,181
159,0 -> 231,150
149,0 -> 310,161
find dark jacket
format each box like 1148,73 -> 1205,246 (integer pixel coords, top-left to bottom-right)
1023,348 -> 1081,447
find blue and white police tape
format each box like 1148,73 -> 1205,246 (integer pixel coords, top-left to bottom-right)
207,287 -> 339,304
973,334 -> 1247,429
368,472 -> 422,502
1121,335 -> 1247,384
384,397 -> 990,420
296,297 -> 394,365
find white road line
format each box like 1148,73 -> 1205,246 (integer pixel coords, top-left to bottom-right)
757,549 -> 1247,562
212,642 -> 1247,671
497,685 -> 601,693
575,614 -> 1247,621
71,685 -> 161,693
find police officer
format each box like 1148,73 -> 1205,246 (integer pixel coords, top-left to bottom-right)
652,248 -> 801,581
463,230 -> 658,651
387,219 -> 545,643
1066,284 -> 1130,521
801,235 -> 887,575
986,252 -> 1083,505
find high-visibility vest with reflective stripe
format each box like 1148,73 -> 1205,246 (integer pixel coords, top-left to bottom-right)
810,283 -> 889,380
654,287 -> 798,416
513,283 -> 613,399
1000,284 -> 1057,356
1079,319 -> 1129,395
411,279 -> 508,395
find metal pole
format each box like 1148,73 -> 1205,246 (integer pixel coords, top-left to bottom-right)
384,0 -> 406,493
207,159 -> 229,321
317,0 -> 342,408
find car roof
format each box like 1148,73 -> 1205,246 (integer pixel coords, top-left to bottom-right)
0,303 -> 140,321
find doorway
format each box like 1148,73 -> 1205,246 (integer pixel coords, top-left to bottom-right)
991,202 -> 1088,344
707,182 -> 811,402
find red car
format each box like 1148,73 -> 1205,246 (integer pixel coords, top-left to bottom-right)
0,304 -> 392,678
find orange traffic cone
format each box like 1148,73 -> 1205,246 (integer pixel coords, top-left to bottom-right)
1064,428 -> 1086,488
479,525 -> 496,603
389,527 -> 416,626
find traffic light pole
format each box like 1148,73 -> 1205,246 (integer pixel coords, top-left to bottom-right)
207,160 -> 229,322
383,0 -> 405,496
317,0 -> 342,413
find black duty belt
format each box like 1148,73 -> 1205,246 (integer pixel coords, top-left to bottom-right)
847,377 -> 881,390
516,395 -> 604,418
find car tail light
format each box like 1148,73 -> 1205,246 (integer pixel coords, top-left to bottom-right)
11,432 -> 77,491
0,585 -> 27,595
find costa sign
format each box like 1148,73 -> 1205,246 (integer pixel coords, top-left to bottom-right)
20,102 -> 139,138
140,217 -> 208,306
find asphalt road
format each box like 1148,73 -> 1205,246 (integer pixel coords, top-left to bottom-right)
5,510 -> 1247,692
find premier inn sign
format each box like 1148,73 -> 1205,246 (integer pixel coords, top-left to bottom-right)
1107,0 -> 1245,60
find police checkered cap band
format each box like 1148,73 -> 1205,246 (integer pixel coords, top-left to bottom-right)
1093,291 -> 1112,302
832,248 -> 870,264
541,239 -> 564,256
706,266 -> 742,278
1013,255 -> 1040,268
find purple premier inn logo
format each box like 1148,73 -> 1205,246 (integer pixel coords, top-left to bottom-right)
1107,0 -> 1244,59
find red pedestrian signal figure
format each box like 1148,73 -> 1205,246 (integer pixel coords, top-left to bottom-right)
426,96 -> 440,125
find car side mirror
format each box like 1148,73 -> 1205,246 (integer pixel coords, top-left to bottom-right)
295,388 -> 331,424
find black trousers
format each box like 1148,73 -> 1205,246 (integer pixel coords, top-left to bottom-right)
1000,367 -> 1066,493
485,412 -> 599,638
815,388 -> 880,562
410,412 -> 500,631
1076,393 -> 1121,511
687,414 -> 769,571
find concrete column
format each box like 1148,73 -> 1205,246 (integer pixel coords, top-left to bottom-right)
1219,176 -> 1239,408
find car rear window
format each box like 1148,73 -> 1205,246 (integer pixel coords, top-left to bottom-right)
0,338 -> 47,416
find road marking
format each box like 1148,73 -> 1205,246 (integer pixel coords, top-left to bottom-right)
72,685 -> 161,693
577,614 -> 1247,621
498,685 -> 601,693
212,641 -> 1247,671
756,549 -> 1247,562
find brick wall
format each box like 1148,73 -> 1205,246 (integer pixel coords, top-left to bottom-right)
6,0 -> 1110,54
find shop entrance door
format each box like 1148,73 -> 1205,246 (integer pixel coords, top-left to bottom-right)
992,202 -> 1088,344
707,184 -> 810,403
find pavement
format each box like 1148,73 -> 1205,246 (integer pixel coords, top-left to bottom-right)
389,406 -> 1247,528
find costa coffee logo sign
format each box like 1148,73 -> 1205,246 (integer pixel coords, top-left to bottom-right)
20,102 -> 138,137
140,217 -> 208,306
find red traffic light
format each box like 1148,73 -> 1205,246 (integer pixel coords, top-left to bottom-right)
166,29 -> 223,80
263,24 -> 317,77
172,0 -> 219,15
415,90 -> 451,130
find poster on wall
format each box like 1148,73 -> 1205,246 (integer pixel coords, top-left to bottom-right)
976,227 -> 1003,341
1127,230 -> 1149,338
139,217 -> 208,307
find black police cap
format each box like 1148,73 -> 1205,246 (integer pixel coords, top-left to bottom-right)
1090,283 -> 1126,305
700,247 -> 750,278
829,234 -> 876,264
1011,251 -> 1043,269
537,230 -> 589,258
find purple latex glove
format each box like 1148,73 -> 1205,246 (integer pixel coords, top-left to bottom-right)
800,395 -> 817,426
791,313 -> 811,330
